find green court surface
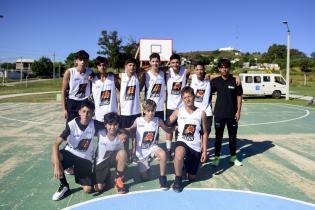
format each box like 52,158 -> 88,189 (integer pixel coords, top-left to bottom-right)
0,103 -> 314,209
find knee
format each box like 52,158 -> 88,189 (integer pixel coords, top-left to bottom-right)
82,186 -> 92,193
117,150 -> 127,162
94,184 -> 104,192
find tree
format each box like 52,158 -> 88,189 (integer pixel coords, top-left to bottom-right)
65,52 -> 76,68
0,62 -> 15,70
299,58 -> 311,85
264,44 -> 287,63
31,57 -> 53,77
98,30 -> 122,70
310,52 -> 315,59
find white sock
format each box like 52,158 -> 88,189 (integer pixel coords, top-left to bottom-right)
166,140 -> 172,150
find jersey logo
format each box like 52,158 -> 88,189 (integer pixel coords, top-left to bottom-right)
150,84 -> 162,98
125,85 -> 136,101
76,138 -> 91,151
182,124 -> 196,141
75,83 -> 87,98
100,90 -> 111,106
171,82 -> 182,95
195,89 -> 205,102
141,131 -> 156,149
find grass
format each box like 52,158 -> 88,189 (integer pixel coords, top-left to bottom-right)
0,93 -> 58,103
0,78 -> 61,95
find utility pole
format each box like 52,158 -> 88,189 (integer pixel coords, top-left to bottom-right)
20,57 -> 23,82
282,21 -> 291,100
53,52 -> 56,79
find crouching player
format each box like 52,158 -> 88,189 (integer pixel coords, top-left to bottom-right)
123,99 -> 174,190
94,112 -> 128,194
51,101 -> 96,201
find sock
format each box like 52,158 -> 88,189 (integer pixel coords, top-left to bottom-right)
166,140 -> 172,151
116,170 -> 124,178
60,174 -> 68,186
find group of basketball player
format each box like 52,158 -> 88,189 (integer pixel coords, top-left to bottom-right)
50,50 -> 243,201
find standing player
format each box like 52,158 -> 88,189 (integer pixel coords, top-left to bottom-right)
211,58 -> 243,167
190,61 -> 213,139
167,87 -> 208,193
61,50 -> 92,122
91,56 -> 120,122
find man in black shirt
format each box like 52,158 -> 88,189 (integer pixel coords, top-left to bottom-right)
211,58 -> 243,167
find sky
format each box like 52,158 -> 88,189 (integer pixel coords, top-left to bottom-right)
0,0 -> 315,62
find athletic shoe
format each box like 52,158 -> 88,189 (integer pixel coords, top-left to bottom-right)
230,156 -> 243,166
159,175 -> 169,190
64,167 -> 74,175
115,176 -> 127,194
172,177 -> 183,193
211,156 -> 220,167
52,184 -> 70,201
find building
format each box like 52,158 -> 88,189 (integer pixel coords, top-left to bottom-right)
16,58 -> 34,74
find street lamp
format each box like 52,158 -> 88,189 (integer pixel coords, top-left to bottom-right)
282,21 -> 290,100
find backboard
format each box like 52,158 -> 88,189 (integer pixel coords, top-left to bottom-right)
139,39 -> 173,62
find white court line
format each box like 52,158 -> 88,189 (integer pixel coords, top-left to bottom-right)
63,188 -> 315,210
239,103 -> 310,127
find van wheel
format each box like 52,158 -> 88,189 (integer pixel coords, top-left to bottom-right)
272,90 -> 281,99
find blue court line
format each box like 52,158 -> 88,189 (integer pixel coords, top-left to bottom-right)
64,188 -> 315,210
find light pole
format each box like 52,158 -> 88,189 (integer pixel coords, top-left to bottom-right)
282,21 -> 290,100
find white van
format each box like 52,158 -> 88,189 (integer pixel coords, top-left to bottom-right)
239,73 -> 287,98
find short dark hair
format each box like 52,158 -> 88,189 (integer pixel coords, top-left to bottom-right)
181,86 -> 195,98
125,58 -> 138,66
194,61 -> 205,69
95,56 -> 108,66
75,50 -> 89,60
80,100 -> 95,111
218,58 -> 231,68
149,53 -> 160,61
170,53 -> 181,61
103,112 -> 120,125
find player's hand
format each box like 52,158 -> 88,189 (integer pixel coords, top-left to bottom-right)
200,151 -> 207,163
117,133 -> 128,142
235,112 -> 241,121
63,109 -> 68,119
54,164 -> 63,179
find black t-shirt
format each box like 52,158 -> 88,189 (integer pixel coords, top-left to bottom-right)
60,118 -> 103,140
211,75 -> 243,119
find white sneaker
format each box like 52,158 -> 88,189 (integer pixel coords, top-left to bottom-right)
52,184 -> 70,201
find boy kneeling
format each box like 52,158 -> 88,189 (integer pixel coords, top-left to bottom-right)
51,101 -> 96,201
94,112 -> 127,194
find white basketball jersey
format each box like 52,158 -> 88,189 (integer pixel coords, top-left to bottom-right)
119,72 -> 140,115
65,118 -> 95,161
95,129 -> 124,165
92,74 -> 118,122
190,74 -> 212,116
166,67 -> 187,110
177,107 -> 203,152
68,67 -> 92,101
135,117 -> 159,160
145,70 -> 165,112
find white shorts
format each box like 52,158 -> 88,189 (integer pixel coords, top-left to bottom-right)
137,145 -> 161,173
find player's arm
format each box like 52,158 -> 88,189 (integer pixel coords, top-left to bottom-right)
159,119 -> 174,133
114,73 -> 121,91
139,71 -> 146,90
121,120 -> 137,136
61,69 -> 70,119
200,111 -> 208,163
236,95 -> 243,121
51,136 -> 64,179
165,109 -> 179,127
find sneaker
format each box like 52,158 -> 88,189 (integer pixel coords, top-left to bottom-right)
211,156 -> 220,167
230,156 -> 243,166
52,184 -> 70,201
64,167 -> 74,175
115,176 -> 127,194
172,177 -> 183,193
159,176 -> 169,190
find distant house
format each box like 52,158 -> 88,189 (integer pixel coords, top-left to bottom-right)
219,46 -> 235,52
16,58 -> 34,74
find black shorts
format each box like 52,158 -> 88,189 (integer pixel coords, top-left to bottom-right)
175,141 -> 201,175
166,109 -> 178,127
67,98 -> 89,122
94,151 -> 119,184
60,149 -> 93,186
154,111 -> 164,121
119,114 -> 141,128
205,116 -> 213,135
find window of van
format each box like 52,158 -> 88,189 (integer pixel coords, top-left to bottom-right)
275,76 -> 286,85
263,76 -> 270,82
245,76 -> 252,83
254,76 -> 261,83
